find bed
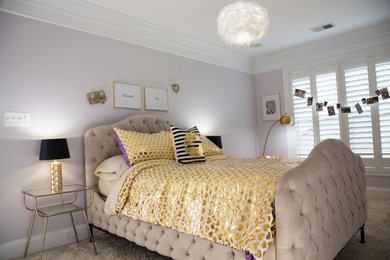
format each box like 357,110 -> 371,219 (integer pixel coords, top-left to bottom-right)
85,114 -> 367,260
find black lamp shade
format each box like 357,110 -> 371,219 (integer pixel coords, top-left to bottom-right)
39,138 -> 70,160
206,136 -> 223,149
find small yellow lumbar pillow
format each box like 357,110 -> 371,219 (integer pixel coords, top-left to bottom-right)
113,127 -> 175,166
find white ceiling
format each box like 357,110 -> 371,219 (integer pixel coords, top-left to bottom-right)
83,0 -> 390,57
1,0 -> 389,73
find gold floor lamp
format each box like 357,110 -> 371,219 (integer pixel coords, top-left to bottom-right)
262,114 -> 293,157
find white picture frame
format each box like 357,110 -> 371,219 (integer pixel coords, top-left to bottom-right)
262,93 -> 281,121
113,82 -> 142,109
144,86 -> 169,111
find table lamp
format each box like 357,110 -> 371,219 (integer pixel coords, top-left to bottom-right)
39,138 -> 70,191
262,114 -> 293,157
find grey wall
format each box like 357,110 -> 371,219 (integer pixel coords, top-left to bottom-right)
0,11 -> 256,244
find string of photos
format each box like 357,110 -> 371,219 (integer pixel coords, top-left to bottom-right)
293,87 -> 389,116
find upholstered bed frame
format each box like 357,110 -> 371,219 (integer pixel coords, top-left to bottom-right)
85,114 -> 367,260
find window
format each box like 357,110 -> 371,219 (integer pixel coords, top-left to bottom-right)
287,56 -> 390,168
376,61 -> 390,160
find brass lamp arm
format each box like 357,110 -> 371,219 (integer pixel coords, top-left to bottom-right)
262,120 -> 279,156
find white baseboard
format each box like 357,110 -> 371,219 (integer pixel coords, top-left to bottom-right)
0,224 -> 103,260
367,186 -> 390,200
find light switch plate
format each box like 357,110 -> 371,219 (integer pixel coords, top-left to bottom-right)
4,112 -> 31,127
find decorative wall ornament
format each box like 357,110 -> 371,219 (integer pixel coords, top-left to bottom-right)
87,90 -> 106,104
171,83 -> 180,93
217,1 -> 269,46
113,81 -> 142,109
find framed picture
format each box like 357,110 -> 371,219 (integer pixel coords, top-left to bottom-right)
113,82 -> 142,109
261,93 -> 281,121
144,86 -> 169,111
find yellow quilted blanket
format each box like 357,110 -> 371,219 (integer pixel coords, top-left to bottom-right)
115,157 -> 299,259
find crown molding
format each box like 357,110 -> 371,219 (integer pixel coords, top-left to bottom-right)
254,20 -> 390,74
0,0 -> 254,74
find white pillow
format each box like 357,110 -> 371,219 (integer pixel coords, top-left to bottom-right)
93,155 -> 129,181
99,178 -> 116,196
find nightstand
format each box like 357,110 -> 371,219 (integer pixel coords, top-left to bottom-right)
22,184 -> 97,259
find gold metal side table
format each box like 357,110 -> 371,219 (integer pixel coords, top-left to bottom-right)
22,184 -> 97,259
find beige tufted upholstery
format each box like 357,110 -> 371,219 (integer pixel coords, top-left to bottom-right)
275,139 -> 366,259
85,115 -> 366,260
89,192 -> 257,260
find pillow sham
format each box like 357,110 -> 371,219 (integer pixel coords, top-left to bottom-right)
93,155 -> 129,181
99,178 -> 116,197
170,125 -> 206,164
201,136 -> 225,157
113,127 -> 175,166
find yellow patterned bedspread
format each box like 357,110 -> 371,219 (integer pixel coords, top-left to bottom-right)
115,157 -> 299,259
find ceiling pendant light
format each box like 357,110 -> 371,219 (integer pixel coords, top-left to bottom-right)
217,1 -> 269,46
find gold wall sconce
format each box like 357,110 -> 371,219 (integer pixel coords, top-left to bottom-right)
87,90 -> 106,104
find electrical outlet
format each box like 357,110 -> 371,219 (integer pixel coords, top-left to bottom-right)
4,112 -> 31,127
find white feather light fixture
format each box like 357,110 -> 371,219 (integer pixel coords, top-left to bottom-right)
217,1 -> 269,46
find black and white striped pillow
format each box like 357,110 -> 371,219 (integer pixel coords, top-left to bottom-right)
170,126 -> 206,164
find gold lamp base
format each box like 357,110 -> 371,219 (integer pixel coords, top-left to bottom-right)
50,160 -> 63,191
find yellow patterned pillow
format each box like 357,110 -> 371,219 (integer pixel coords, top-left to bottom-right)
113,127 -> 175,166
201,136 -> 225,157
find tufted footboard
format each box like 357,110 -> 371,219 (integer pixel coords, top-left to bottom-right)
274,139 -> 367,259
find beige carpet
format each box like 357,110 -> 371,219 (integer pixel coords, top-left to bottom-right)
15,198 -> 390,260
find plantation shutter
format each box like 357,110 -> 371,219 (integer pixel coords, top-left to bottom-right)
287,55 -> 390,167
375,61 -> 390,159
344,66 -> 374,158
292,76 -> 314,158
315,72 -> 341,141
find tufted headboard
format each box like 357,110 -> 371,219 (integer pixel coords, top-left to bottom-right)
84,115 -> 172,193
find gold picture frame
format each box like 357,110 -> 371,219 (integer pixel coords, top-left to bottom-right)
113,81 -> 142,109
261,93 -> 281,121
144,86 -> 169,111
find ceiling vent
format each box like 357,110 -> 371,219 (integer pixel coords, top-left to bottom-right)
310,23 -> 336,33
249,43 -> 262,48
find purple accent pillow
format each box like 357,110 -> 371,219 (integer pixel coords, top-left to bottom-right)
113,129 -> 131,166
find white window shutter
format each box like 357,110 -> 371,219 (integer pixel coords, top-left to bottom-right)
375,61 -> 390,159
292,77 -> 314,158
344,66 -> 374,158
315,72 -> 341,141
